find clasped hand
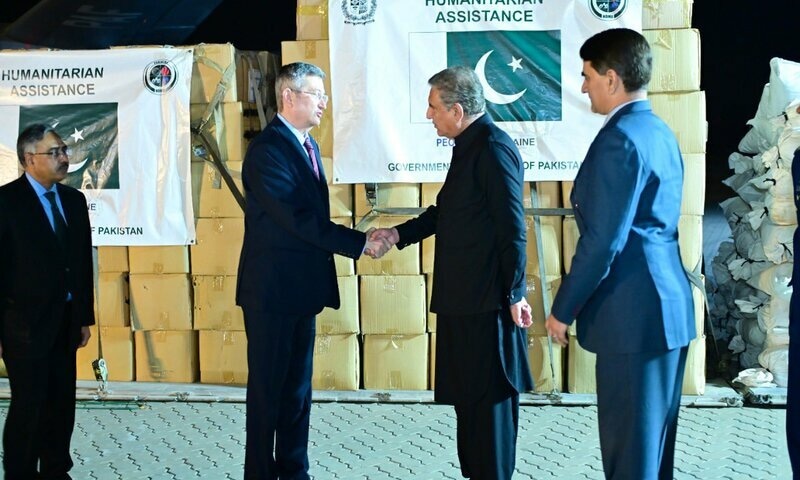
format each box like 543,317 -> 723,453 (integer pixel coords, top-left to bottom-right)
364,227 -> 399,259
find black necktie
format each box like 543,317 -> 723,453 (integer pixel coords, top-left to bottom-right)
44,191 -> 68,245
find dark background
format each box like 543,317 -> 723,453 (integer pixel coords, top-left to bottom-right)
2,1 -> 797,204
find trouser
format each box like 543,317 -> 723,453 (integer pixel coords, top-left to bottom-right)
3,306 -> 77,480
243,309 -> 315,480
596,346 -> 689,480
787,291 -> 800,478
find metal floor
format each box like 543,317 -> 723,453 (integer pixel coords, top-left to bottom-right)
0,374 -> 791,480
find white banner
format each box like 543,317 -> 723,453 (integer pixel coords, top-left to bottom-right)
330,0 -> 642,183
0,47 -> 194,246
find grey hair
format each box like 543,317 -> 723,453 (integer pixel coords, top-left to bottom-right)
17,123 -> 58,166
275,62 -> 326,112
428,66 -> 485,116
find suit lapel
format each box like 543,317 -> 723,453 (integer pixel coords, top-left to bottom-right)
271,119 -> 328,205
15,176 -> 62,247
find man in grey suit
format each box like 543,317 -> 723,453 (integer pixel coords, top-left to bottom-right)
545,29 -> 695,479
372,66 -> 534,480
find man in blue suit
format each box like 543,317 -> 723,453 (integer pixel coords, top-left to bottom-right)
545,29 -> 695,479
236,62 -> 388,480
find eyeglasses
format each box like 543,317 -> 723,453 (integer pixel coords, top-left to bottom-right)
31,146 -> 71,159
291,89 -> 329,103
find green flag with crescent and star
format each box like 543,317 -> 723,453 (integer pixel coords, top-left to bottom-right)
19,103 -> 120,190
446,30 -> 562,122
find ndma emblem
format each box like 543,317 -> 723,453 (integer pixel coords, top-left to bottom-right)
589,0 -> 627,20
342,0 -> 377,25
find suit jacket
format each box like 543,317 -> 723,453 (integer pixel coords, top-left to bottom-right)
236,116 -> 365,316
0,175 -> 95,358
550,100 -> 695,355
394,114 -> 532,398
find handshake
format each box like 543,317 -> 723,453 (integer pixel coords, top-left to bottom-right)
364,227 -> 399,259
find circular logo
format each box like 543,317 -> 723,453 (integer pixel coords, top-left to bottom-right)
143,60 -> 177,94
589,0 -> 627,20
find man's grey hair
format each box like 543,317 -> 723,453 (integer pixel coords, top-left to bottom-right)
17,123 -> 58,166
428,66 -> 485,116
275,62 -> 326,112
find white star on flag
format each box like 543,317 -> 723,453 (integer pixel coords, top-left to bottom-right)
507,56 -> 523,72
70,128 -> 84,142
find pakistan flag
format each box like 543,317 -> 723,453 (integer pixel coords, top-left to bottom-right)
447,30 -> 562,122
19,102 -> 120,190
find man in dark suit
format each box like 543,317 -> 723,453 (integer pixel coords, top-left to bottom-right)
371,66 -> 534,480
545,29 -> 695,479
0,124 -> 94,479
236,62 -> 388,480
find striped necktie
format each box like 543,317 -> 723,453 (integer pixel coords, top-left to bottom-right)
303,136 -> 321,181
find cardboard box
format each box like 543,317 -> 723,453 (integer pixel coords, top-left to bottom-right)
692,275 -> 705,338
418,184 -> 440,274
296,0 -> 329,41
561,182 -> 573,207
421,183 -> 442,207
526,275 -> 561,336
644,29 -> 701,93
321,157 -> 354,216
643,0 -> 693,30
426,273 -> 436,332
100,326 -> 135,382
199,330 -> 248,385
192,275 -> 244,331
562,216 -> 578,275
191,43 -> 238,104
281,40 -> 332,156
76,325 -> 100,381
97,246 -> 129,273
430,332 -> 436,389
129,274 -> 193,331
650,91 -> 707,153
567,336 -> 596,394
96,272 -> 130,327
354,183 -> 420,217
128,246 -> 190,274
678,214 -> 703,273
195,161 -> 245,218
236,50 -> 280,109
317,275 -> 359,334
135,330 -> 199,383
312,334 -> 359,390
356,216 -> 420,275
682,154 -> 705,216
528,334 -> 564,394
360,275 -> 426,334
330,217 -> 356,276
191,102 -> 249,164
363,334 -> 428,390
191,218 -> 244,275
525,216 -> 561,278
682,336 -> 706,395
532,181 -> 563,251
422,236 -> 435,274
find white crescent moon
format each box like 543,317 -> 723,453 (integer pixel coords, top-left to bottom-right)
475,50 -> 526,105
67,157 -> 89,173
